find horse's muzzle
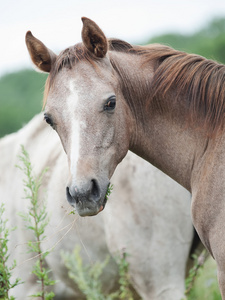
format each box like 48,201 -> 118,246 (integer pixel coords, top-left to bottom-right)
66,179 -> 109,216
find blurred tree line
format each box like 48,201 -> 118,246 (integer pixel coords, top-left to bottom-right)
147,18 -> 225,63
0,70 -> 47,137
0,17 -> 225,137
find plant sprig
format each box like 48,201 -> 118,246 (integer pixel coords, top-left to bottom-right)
105,184 -> 113,201
62,246 -> 134,300
62,246 -> 119,300
17,145 -> 56,300
0,204 -> 22,299
185,249 -> 208,297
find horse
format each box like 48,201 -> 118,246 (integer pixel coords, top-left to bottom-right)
25,16 -> 224,295
26,17 -> 225,294
0,114 -> 197,299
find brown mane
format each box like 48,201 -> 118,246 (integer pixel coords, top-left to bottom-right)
44,39 -> 225,136
110,41 -> 225,137
147,45 -> 225,137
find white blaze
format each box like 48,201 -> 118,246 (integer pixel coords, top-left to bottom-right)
67,80 -> 83,183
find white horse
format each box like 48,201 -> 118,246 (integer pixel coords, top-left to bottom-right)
0,114 -> 198,299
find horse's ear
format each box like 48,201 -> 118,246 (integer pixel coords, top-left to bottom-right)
25,31 -> 56,73
81,17 -> 108,58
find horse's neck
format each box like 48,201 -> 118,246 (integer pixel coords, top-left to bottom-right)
131,112 -> 207,191
112,51 -> 209,191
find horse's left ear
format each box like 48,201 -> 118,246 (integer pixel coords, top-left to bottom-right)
81,17 -> 108,58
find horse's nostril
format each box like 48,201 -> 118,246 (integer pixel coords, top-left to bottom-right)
66,186 -> 77,205
66,186 -> 70,197
91,179 -> 100,201
66,179 -> 101,206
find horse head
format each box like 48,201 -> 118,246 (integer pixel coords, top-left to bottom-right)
25,18 -> 133,216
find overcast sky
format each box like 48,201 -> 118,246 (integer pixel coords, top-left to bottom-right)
1,0 -> 225,76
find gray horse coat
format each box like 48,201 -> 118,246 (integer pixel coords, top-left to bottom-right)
0,114 -> 196,299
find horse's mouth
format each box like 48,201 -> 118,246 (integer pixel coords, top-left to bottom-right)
75,200 -> 107,216
68,194 -> 108,217
99,194 -> 108,212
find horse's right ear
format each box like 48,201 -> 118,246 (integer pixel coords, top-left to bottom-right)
25,31 -> 56,73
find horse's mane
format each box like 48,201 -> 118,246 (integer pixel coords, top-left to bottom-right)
110,40 -> 225,137
144,45 -> 225,137
44,39 -> 225,137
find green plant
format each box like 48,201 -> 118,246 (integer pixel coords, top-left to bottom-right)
17,145 -> 56,300
0,70 -> 47,138
187,255 -> 221,300
185,250 -> 208,296
105,184 -> 113,201
0,203 -> 22,299
116,252 -> 134,300
62,246 -> 118,300
185,249 -> 222,300
62,246 -> 135,300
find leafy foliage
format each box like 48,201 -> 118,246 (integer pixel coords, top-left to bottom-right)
115,252 -> 134,300
62,246 -> 118,300
147,18 -> 225,64
17,145 -> 56,299
0,204 -> 22,299
62,247 -> 134,300
105,184 -> 113,201
0,70 -> 47,137
185,250 -> 208,296
187,256 -> 221,300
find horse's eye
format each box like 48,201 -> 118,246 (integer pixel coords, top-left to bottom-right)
44,114 -> 54,127
104,96 -> 116,111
